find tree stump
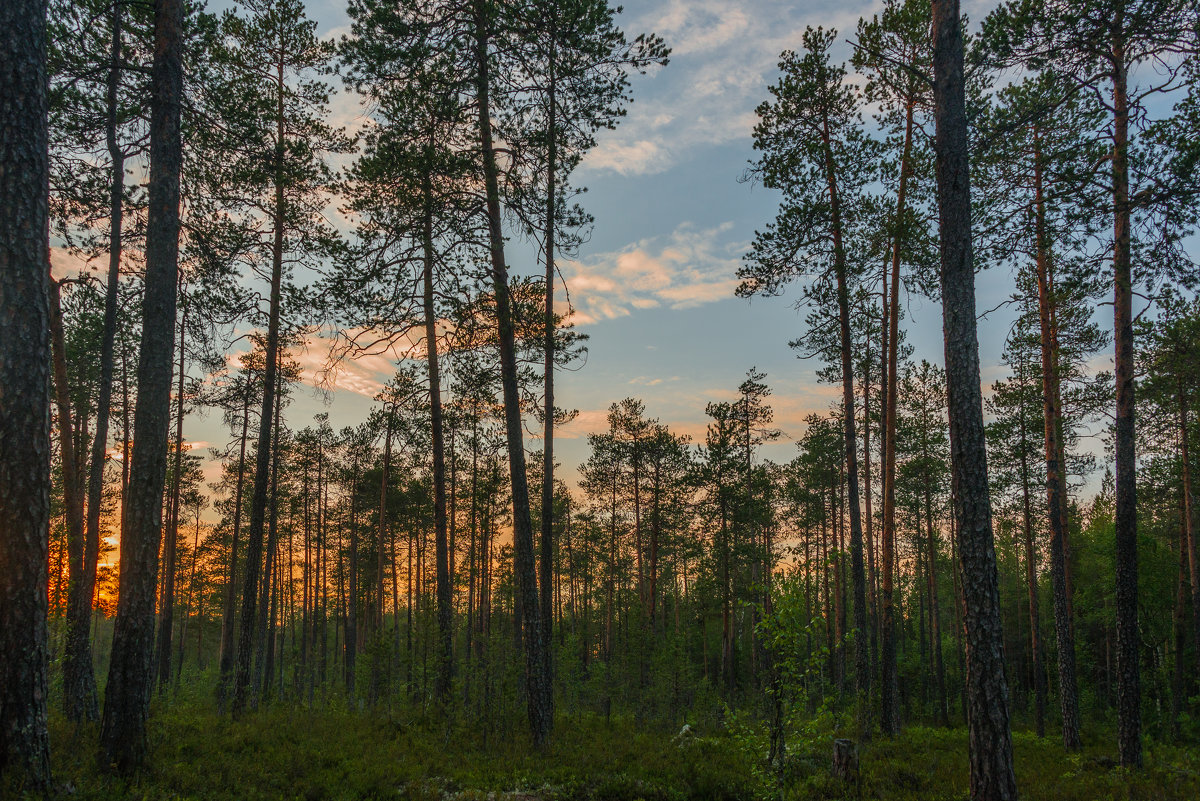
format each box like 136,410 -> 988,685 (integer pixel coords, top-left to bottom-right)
832,739 -> 859,783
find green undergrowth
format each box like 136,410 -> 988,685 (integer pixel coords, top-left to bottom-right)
807,726 -> 1200,801
39,700 -> 1200,801
45,700 -> 755,801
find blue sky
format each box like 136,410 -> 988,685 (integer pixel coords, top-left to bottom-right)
182,0 -> 1073,496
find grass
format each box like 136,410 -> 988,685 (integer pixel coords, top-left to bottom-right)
32,690 -> 1200,801
45,700 -> 755,801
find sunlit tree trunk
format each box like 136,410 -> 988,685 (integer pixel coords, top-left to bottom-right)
1032,129 -> 1080,749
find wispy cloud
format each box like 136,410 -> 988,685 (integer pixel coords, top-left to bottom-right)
582,0 -> 883,176
563,221 -> 744,324
556,409 -> 613,440
223,326 -> 433,400
50,247 -> 96,281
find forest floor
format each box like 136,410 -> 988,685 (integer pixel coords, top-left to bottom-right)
41,692 -> 1200,801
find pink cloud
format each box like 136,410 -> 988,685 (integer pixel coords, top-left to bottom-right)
563,221 -> 746,324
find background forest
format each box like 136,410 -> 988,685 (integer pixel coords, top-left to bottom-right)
2,0 -> 1200,799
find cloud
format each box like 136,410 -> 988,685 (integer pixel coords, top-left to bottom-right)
585,139 -> 672,176
50,247 -> 95,281
563,221 -> 746,324
223,325 -> 436,400
556,409 -> 612,440
580,0 -> 883,176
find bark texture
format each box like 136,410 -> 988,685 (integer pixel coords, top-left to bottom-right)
930,2 -> 1017,798
1110,17 -> 1141,768
0,0 -> 53,788
99,0 -> 184,773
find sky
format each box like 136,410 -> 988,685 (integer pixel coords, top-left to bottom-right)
170,0 -> 1089,507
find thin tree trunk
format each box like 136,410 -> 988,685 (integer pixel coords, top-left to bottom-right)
346,456 -> 358,697
232,51 -> 287,717
1016,387 -> 1046,738
372,407 -> 391,704
819,110 -> 871,716
52,280 -> 92,724
931,2 -> 1016,797
540,4 -> 559,701
862,334 -> 880,680
472,0 -> 551,745
1110,15 -> 1141,768
156,292 -> 187,693
925,481 -> 949,726
176,506 -> 201,684
1179,384 -> 1199,681
218,377 -> 252,707
880,99 -> 916,737
99,0 -> 184,773
254,369 -> 283,699
1173,488 -> 1188,736
68,0 -> 124,725
1032,129 -> 1080,749
422,164 -> 453,701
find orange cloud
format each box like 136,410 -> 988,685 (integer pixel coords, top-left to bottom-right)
563,222 -> 746,324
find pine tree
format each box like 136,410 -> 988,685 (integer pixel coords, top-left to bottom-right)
985,0 -> 1200,765
0,0 -> 53,789
930,1 -> 1017,797
739,26 -> 876,725
100,0 -> 186,774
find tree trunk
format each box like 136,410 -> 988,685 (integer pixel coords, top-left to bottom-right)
540,6 -> 559,702
232,52 -> 287,717
176,506 -> 201,684
1016,387 -> 1046,738
217,379 -> 253,707
68,0 -> 124,725
346,456 -> 358,697
880,100 -> 915,737
1110,17 -> 1141,768
1032,129 -> 1080,749
931,2 -> 1017,798
156,292 -> 187,694
422,165 -> 453,702
862,336 -> 880,680
371,407 -> 391,705
820,110 -> 871,716
472,0 -> 551,746
1174,490 -> 1189,736
253,369 -> 283,698
924,456 -> 949,727
0,3 -> 52,773
53,280 -> 93,724
99,0 -> 184,773
1179,384 -> 1199,681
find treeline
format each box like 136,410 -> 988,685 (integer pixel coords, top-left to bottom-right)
1,2 -> 1199,801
